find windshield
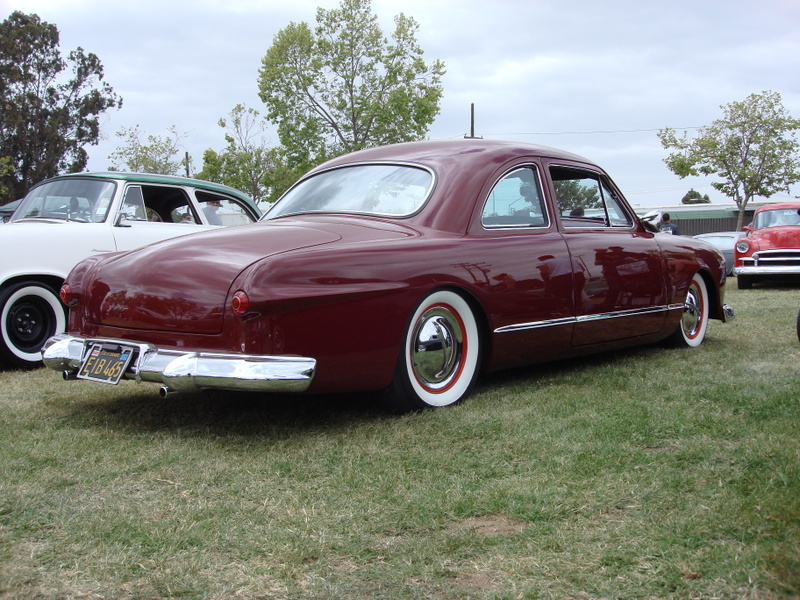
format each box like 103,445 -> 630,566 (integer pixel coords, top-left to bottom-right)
12,179 -> 117,223
752,207 -> 800,229
265,164 -> 433,220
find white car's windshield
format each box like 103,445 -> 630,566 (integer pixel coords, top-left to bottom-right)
753,207 -> 800,229
12,179 -> 117,223
265,164 -> 433,220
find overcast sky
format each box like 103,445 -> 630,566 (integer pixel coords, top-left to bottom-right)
4,0 -> 799,207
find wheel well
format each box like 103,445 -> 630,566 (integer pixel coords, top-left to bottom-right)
438,285 -> 491,372
2,275 -> 64,296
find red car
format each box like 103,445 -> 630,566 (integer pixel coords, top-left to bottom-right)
733,202 -> 800,289
42,140 -> 733,411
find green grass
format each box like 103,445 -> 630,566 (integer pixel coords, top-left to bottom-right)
1,284 -> 799,599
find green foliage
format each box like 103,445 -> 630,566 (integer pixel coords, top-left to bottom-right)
659,91 -> 800,228
553,179 -> 601,212
196,104 -> 280,204
0,11 -> 121,199
257,0 -> 445,174
681,188 -> 711,204
108,125 -> 188,175
0,156 -> 12,201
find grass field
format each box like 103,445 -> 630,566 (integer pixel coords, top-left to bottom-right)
1,284 -> 799,599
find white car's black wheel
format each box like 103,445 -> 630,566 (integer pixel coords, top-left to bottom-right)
0,282 -> 66,367
383,290 -> 481,412
667,273 -> 709,348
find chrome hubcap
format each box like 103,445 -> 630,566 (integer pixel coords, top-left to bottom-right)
410,306 -> 464,390
682,284 -> 701,337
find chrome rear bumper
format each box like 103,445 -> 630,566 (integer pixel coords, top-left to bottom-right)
42,333 -> 316,396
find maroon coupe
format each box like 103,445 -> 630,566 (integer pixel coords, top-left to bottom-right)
43,140 -> 734,411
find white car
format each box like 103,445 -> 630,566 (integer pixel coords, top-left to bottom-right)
1,172 -> 261,367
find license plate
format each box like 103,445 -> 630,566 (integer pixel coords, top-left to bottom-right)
77,343 -> 135,384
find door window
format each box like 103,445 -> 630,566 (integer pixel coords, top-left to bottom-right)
551,167 -> 632,228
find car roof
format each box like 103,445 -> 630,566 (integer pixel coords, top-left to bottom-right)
37,172 -> 259,212
754,202 -> 800,213
314,139 -> 599,172
286,139 -> 608,234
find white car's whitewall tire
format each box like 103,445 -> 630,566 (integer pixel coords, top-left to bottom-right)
0,282 -> 66,366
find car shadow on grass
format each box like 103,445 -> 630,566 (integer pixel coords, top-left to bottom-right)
57,341 -> 703,440
61,382 -> 392,439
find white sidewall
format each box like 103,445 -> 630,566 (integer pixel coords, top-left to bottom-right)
403,290 -> 479,407
682,274 -> 708,348
1,284 -> 66,363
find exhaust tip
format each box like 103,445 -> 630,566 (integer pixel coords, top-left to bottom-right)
62,370 -> 78,381
159,386 -> 176,399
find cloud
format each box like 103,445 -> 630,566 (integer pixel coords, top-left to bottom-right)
3,0 -> 799,205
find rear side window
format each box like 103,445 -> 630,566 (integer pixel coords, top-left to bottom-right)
482,166 -> 548,228
550,167 -> 632,228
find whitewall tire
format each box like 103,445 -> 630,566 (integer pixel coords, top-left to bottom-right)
383,290 -> 481,411
0,282 -> 66,366
668,273 -> 709,348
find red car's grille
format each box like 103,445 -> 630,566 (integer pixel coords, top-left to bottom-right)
741,249 -> 800,266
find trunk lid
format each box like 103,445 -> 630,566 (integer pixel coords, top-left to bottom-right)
84,222 -> 342,333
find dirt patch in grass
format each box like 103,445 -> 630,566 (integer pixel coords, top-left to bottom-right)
456,514 -> 527,536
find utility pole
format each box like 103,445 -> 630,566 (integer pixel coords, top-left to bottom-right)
464,103 -> 483,139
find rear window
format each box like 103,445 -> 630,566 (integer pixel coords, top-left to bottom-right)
266,164 -> 433,219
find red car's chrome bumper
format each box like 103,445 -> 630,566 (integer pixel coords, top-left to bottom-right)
42,333 -> 316,396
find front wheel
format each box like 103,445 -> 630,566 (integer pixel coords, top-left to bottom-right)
382,290 -> 481,412
0,282 -> 66,367
666,273 -> 709,348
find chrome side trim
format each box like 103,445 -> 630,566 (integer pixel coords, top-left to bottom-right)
42,333 -> 316,394
494,305 -> 679,334
494,317 -> 575,334
575,305 -> 679,323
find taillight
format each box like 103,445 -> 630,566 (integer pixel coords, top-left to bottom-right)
59,283 -> 77,307
231,290 -> 250,316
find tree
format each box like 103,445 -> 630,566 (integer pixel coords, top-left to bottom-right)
681,188 -> 710,204
0,157 -> 12,202
197,104 -> 279,205
108,125 -> 188,175
0,11 -> 121,200
659,91 -> 800,230
257,0 -> 445,177
553,179 -> 601,213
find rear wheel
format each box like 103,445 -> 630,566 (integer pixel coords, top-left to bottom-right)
382,290 -> 481,412
667,273 -> 709,348
0,282 -> 66,367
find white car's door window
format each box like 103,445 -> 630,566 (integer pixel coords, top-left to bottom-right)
196,192 -> 255,226
121,186 -> 147,221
